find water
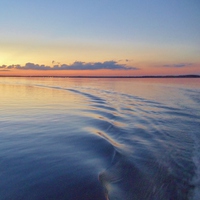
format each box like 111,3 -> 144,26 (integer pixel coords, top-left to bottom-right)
0,77 -> 199,200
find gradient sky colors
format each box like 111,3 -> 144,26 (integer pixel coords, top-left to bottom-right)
0,0 -> 200,76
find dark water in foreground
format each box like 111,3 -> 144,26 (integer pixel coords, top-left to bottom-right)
0,77 -> 200,200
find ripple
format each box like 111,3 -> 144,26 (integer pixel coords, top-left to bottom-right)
1,78 -> 199,200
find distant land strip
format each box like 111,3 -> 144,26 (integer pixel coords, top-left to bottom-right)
0,75 -> 200,78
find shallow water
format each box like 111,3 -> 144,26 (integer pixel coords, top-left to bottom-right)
0,77 -> 200,200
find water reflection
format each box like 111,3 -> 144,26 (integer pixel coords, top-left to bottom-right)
0,77 -> 199,200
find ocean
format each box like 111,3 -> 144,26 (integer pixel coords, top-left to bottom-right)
0,77 -> 199,200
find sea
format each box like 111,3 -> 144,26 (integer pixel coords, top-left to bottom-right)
0,77 -> 199,200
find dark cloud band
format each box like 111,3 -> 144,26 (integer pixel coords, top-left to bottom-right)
0,61 -> 139,71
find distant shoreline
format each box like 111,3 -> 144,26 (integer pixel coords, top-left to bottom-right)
0,75 -> 200,78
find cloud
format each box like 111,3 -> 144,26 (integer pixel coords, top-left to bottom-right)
0,61 -> 139,71
0,65 -> 7,68
163,63 -> 193,68
58,61 -> 138,70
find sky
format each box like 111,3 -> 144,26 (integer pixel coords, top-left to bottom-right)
0,0 -> 200,76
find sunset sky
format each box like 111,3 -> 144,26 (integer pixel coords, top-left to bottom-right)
0,0 -> 200,76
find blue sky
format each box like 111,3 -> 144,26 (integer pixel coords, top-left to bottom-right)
0,0 -> 200,75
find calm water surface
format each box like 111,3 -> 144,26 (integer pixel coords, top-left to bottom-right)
0,77 -> 200,200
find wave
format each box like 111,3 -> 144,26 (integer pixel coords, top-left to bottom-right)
0,79 -> 199,200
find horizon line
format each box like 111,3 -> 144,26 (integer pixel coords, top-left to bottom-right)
0,75 -> 200,78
